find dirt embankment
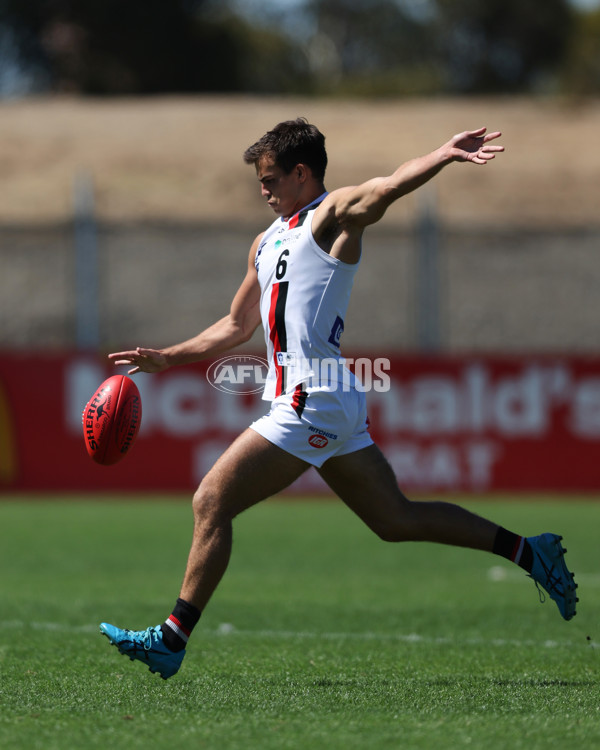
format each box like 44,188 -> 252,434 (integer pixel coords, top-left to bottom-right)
0,95 -> 598,229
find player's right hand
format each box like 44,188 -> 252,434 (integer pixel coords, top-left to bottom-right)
108,347 -> 169,375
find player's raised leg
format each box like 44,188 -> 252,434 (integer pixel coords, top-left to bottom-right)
101,429 -> 310,678
317,443 -> 577,620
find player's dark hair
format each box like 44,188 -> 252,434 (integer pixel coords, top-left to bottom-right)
243,117 -> 327,183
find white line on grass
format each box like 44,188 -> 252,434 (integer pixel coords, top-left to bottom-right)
0,619 -> 592,650
214,623 -> 592,650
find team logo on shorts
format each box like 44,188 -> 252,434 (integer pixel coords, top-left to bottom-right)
308,434 -> 329,448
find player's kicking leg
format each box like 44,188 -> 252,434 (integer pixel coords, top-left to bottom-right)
100,429 -> 310,678
317,443 -> 578,621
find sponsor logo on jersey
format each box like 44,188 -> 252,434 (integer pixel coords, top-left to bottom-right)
274,233 -> 301,249
276,351 -> 297,366
328,316 -> 345,348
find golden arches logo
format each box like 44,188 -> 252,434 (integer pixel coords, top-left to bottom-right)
0,379 -> 17,484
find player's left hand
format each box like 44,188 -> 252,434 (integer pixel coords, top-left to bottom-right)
448,127 -> 504,165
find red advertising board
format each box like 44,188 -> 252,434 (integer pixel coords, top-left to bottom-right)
1,352 -> 599,493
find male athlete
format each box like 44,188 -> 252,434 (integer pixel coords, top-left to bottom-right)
100,118 -> 577,679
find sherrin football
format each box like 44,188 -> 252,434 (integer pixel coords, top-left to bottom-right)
82,375 -> 142,465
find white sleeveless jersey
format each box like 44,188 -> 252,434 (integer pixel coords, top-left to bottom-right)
256,193 -> 360,401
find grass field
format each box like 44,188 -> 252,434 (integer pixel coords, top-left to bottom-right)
1,496 -> 599,749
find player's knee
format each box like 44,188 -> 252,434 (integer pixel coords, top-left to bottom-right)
191,485 -> 209,518
192,479 -> 226,523
369,506 -> 419,542
374,523 -> 410,543
378,528 -> 402,543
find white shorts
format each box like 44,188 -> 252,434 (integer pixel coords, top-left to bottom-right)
250,383 -> 373,467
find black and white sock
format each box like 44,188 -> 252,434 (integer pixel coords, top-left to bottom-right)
493,527 -> 533,572
160,598 -> 201,652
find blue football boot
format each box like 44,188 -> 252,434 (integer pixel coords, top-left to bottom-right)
527,533 -> 578,621
100,623 -> 184,679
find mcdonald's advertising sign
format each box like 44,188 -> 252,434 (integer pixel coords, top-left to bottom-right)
1,352 -> 600,494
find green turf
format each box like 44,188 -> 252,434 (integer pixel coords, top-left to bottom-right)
1,495 -> 599,750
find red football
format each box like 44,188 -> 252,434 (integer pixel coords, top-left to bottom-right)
82,375 -> 142,465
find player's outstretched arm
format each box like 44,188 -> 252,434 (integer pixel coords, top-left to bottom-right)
331,127 -> 504,229
109,235 -> 263,375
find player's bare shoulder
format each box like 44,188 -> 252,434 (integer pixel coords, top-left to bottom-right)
312,188 -> 363,263
312,189 -> 354,249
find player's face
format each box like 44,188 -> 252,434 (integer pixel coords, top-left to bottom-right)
256,156 -> 304,219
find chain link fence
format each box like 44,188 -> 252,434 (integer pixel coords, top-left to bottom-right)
1,218 -> 599,354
